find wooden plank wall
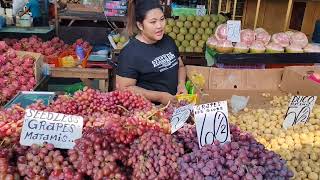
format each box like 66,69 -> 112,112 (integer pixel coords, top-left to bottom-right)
243,0 -> 320,38
243,0 -> 289,33
301,1 -> 320,39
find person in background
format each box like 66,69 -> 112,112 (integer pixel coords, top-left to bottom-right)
20,0 -> 41,26
116,0 -> 187,105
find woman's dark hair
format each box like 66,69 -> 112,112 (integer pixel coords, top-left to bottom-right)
127,0 -> 162,36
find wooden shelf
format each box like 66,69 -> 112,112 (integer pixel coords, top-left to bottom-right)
50,67 -> 110,91
58,10 -> 127,22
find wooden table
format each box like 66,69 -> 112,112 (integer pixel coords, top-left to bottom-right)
50,67 -> 110,92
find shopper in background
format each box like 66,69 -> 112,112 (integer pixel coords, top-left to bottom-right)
116,0 -> 187,105
20,0 -> 42,26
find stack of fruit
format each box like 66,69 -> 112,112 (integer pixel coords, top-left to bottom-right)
230,94 -> 320,180
166,14 -> 228,53
112,34 -> 129,50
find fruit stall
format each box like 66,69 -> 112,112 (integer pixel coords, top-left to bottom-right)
0,0 -> 320,180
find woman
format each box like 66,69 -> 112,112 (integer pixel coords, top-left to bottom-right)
116,0 -> 187,105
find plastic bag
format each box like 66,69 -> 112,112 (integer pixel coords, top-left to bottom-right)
176,94 -> 198,104
231,95 -> 249,114
13,0 -> 27,16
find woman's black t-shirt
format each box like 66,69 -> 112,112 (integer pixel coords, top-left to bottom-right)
117,35 -> 180,95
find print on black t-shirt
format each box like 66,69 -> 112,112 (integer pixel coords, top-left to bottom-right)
152,52 -> 178,72
117,35 -> 180,95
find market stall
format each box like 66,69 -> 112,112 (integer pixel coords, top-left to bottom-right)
1,1 -> 320,179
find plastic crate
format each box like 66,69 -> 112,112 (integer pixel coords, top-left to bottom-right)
64,82 -> 85,95
216,63 -> 266,69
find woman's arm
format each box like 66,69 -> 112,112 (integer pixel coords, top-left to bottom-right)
177,57 -> 187,94
116,75 -> 175,104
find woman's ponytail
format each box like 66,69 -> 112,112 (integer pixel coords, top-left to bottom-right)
127,0 -> 137,36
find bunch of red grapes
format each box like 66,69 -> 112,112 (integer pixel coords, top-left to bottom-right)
128,131 -> 184,180
68,128 -> 129,179
0,105 -> 25,145
0,147 -> 19,180
16,143 -> 80,179
177,125 -> 294,180
173,124 -> 199,153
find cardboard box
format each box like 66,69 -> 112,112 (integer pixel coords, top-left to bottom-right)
280,66 -> 320,96
16,51 -> 44,84
186,65 -> 320,107
67,3 -> 103,13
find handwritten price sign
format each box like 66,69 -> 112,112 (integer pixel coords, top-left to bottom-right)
283,96 -> 317,129
194,101 -> 231,148
227,20 -> 241,42
171,104 -> 193,134
20,109 -> 83,149
196,5 -> 206,16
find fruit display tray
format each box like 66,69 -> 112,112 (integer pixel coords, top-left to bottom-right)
215,53 -> 320,64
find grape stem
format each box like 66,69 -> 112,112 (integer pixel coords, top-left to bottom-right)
0,139 -> 4,147
146,101 -> 171,119
116,105 -> 129,113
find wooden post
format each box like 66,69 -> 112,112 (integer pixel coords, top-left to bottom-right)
284,0 -> 293,31
226,0 -> 231,12
232,0 -> 238,20
208,0 -> 212,15
54,0 -> 58,36
253,0 -> 261,29
218,0 -> 222,13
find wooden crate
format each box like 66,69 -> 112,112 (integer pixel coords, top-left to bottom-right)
67,3 -> 103,13
16,51 -> 44,84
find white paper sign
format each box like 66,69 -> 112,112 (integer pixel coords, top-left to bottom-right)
170,104 -> 193,134
283,96 -> 317,129
194,101 -> 231,148
196,5 -> 206,16
20,109 -> 83,149
227,20 -> 241,42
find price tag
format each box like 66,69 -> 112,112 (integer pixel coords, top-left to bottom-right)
20,109 -> 83,149
196,5 -> 206,16
283,96 -> 317,129
227,20 -> 241,42
193,101 -> 231,148
170,104 -> 193,134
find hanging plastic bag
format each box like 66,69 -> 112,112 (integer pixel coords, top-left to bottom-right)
230,95 -> 250,114
13,0 -> 27,16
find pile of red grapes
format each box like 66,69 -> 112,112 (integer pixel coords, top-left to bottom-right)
178,125 -> 294,180
0,105 -> 25,145
16,143 -> 76,179
0,87 -> 295,179
0,147 -> 19,180
43,88 -> 153,116
68,128 -> 129,179
128,131 -> 184,180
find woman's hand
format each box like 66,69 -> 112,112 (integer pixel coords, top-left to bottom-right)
158,92 -> 176,105
176,83 -> 188,95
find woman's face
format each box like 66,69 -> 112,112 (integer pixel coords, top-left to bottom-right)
139,8 -> 165,42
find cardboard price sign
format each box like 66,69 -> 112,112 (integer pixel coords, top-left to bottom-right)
20,109 -> 83,149
170,104 -> 193,134
196,5 -> 206,16
227,20 -> 241,42
283,96 -> 317,129
194,101 -> 231,148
